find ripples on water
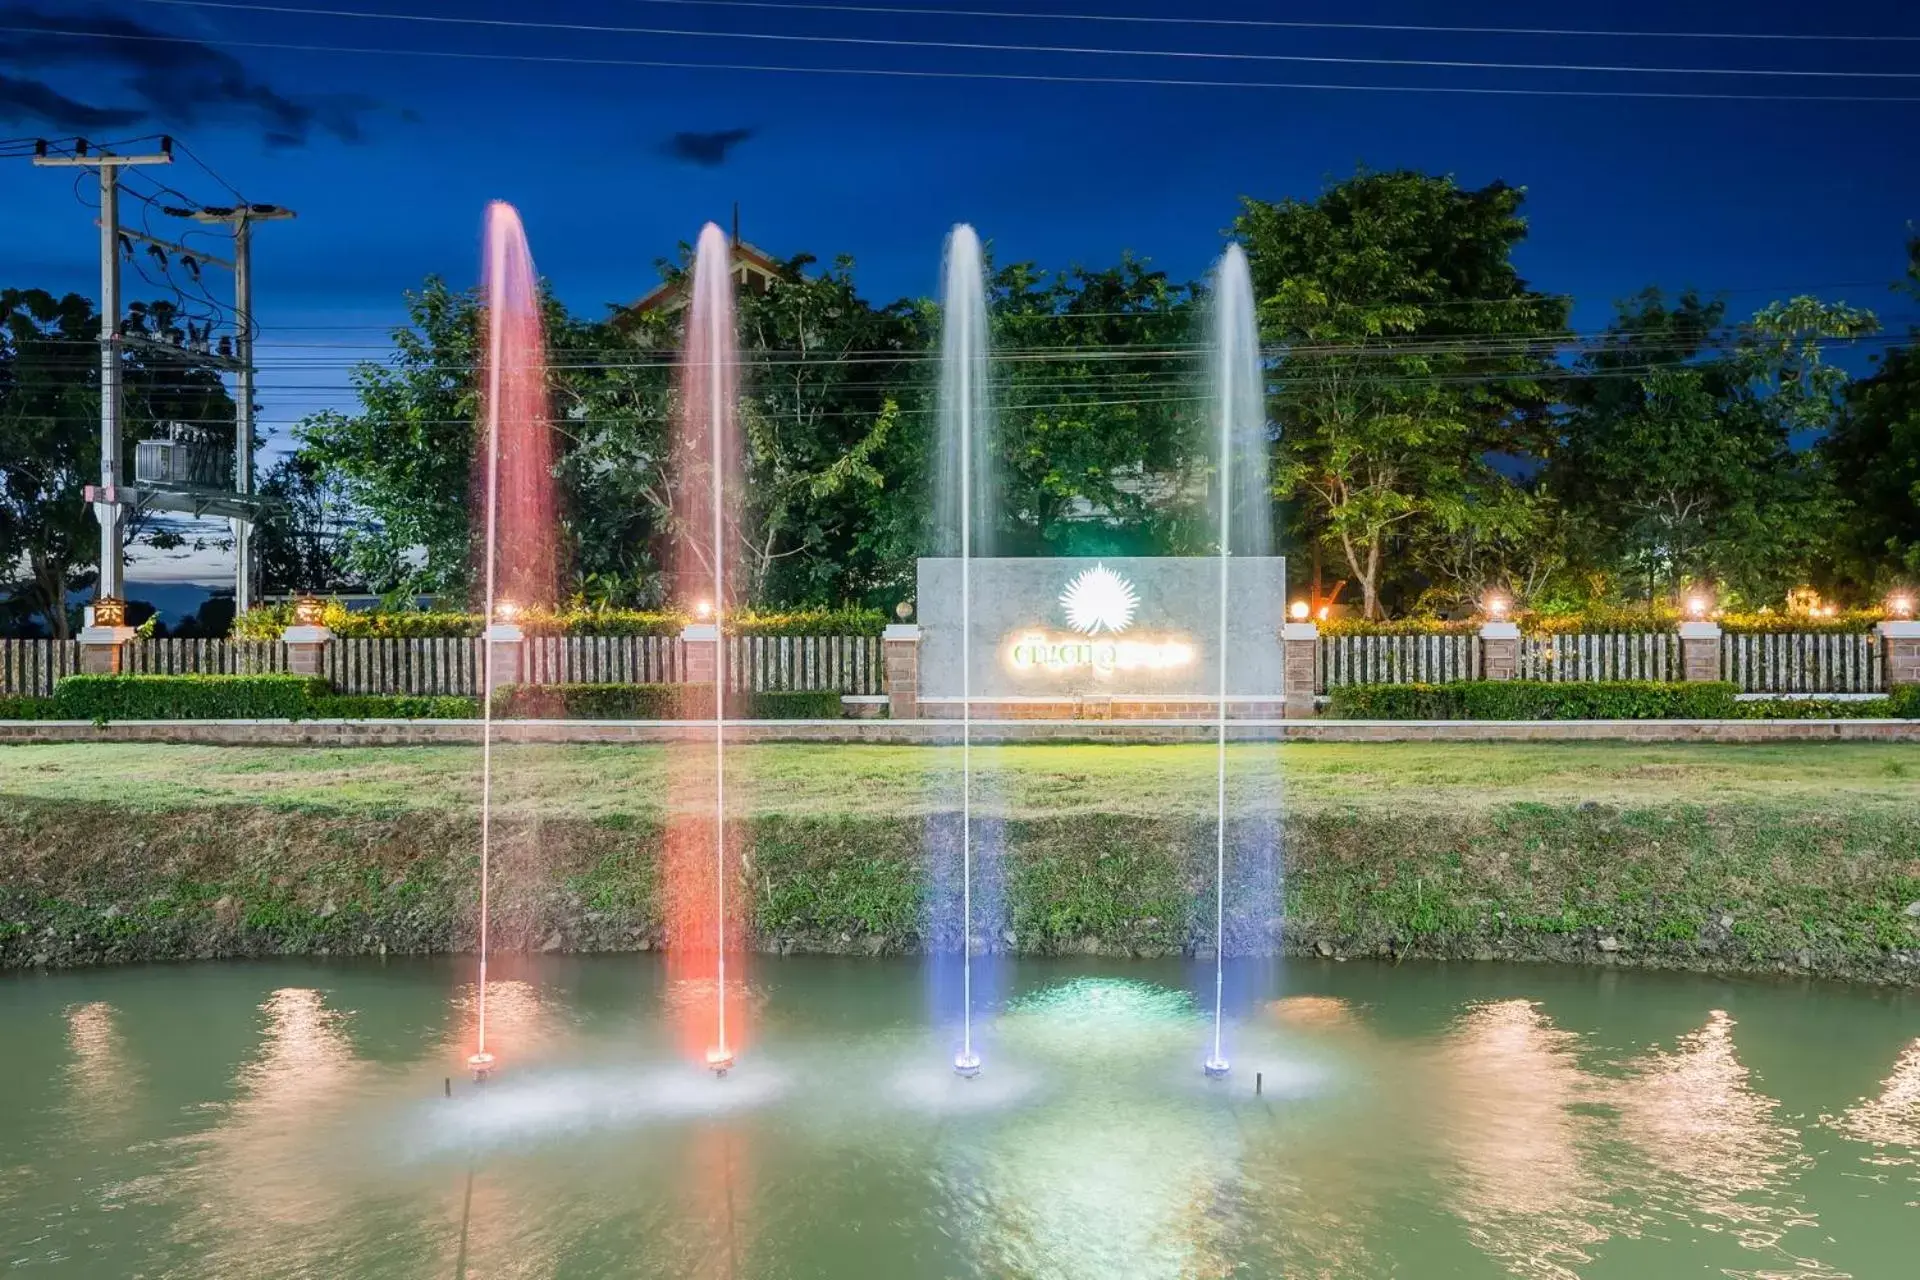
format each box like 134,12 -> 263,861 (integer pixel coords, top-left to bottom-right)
0,958 -> 1913,1278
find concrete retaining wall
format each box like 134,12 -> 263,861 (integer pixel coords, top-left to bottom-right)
2,718 -> 1916,746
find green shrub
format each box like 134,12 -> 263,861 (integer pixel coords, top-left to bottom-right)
309,694 -> 477,719
232,602 -> 888,640
1732,692 -> 1920,719
0,695 -> 56,719
492,683 -> 846,720
739,690 -> 845,719
1328,680 -> 1740,720
1891,685 -> 1920,718
52,675 -> 329,722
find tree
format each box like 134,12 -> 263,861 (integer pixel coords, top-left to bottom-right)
986,254 -> 1204,556
253,453 -> 359,596
0,288 -> 232,636
1551,291 -> 1877,602
1236,170 -> 1570,617
1824,239 -> 1920,588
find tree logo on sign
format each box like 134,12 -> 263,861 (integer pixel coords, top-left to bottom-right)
1060,564 -> 1139,635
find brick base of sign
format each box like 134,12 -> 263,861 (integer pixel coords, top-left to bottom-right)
1885,637 -> 1920,686
917,698 -> 1292,720
77,627 -> 136,674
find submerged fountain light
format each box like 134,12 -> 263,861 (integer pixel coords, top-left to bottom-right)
1204,1054 -> 1230,1079
954,1050 -> 981,1079
468,1050 -> 495,1081
706,1045 -> 735,1076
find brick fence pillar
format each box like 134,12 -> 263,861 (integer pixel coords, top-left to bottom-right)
881,623 -> 921,719
1281,621 -> 1318,717
281,625 -> 332,678
1878,620 -> 1920,688
79,599 -> 135,674
483,622 -> 525,703
680,623 -> 719,718
1678,621 -> 1723,682
1479,621 -> 1520,680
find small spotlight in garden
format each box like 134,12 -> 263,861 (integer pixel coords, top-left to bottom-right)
1204,1055 -> 1230,1079
954,1050 -> 981,1079
93,595 -> 127,628
293,595 -> 325,626
1482,593 -> 1511,621
1289,600 -> 1310,622
1889,594 -> 1915,619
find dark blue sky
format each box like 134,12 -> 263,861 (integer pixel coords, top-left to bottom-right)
6,0 -> 1919,587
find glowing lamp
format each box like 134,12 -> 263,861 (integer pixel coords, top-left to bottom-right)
1316,605 -> 1330,621
1483,593 -> 1511,621
467,1050 -> 495,1081
493,599 -> 520,623
706,1045 -> 735,1077
1889,595 -> 1915,620
694,599 -> 714,620
895,599 -> 914,621
92,595 -> 126,628
1204,1055 -> 1230,1079
953,1050 -> 981,1079
1686,595 -> 1711,620
1289,600 -> 1310,622
292,595 -> 325,626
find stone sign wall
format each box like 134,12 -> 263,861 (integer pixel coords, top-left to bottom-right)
915,556 -> 1287,700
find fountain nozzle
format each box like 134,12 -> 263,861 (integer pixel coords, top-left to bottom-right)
706,1046 -> 735,1077
468,1051 -> 495,1082
1203,1056 -> 1230,1079
953,1051 -> 982,1079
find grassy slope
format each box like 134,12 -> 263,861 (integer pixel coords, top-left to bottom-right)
2,743 -> 1917,979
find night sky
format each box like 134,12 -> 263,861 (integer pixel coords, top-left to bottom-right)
5,0 -> 1918,591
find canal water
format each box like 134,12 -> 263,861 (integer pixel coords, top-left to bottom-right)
1,956 -> 1913,1278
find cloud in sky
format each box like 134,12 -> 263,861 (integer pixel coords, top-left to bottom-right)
660,127 -> 755,167
0,6 -> 379,145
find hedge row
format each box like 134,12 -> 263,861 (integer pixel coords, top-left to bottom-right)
491,683 -> 846,720
1328,680 -> 1920,720
231,602 -> 888,640
1320,609 -> 1889,637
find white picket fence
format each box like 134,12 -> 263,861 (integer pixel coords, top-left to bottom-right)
1519,632 -> 1679,682
122,638 -> 290,676
1318,633 -> 1478,689
1721,631 -> 1884,693
724,634 -> 885,695
525,635 -> 683,686
327,638 -> 485,696
0,638 -> 80,696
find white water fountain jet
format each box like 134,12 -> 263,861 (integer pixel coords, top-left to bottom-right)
1204,243 -> 1269,1079
937,225 -> 992,1079
469,201 -> 555,1081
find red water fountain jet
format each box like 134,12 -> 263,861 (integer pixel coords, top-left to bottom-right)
664,223 -> 750,1074
470,200 -> 557,1080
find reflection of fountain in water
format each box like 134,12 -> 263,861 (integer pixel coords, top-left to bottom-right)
1825,1036 -> 1920,1180
62,1001 -> 135,1130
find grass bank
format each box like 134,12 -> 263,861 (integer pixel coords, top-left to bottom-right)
2,743 -> 1916,982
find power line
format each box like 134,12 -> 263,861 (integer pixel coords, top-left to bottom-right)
600,0 -> 1920,45
123,1 -> 1920,81
13,22 -> 1920,103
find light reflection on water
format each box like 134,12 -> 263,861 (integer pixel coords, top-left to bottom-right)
1,957 -> 1914,1278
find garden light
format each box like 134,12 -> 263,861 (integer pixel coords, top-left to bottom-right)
92,596 -> 127,628
694,599 -> 713,619
896,599 -> 914,621
1289,600 -> 1310,622
293,595 -> 325,626
1889,594 -> 1915,619
1686,595 -> 1711,620
493,599 -> 520,623
1483,592 -> 1510,621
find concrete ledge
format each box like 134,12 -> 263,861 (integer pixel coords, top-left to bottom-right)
0,718 -> 1916,745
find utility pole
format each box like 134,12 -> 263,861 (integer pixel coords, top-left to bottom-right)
190,204 -> 295,613
31,138 -> 174,614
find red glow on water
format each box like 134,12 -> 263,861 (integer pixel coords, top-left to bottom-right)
663,223 -> 750,1067
477,201 -> 560,612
